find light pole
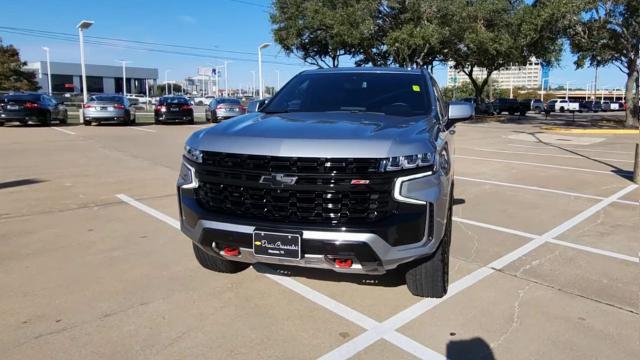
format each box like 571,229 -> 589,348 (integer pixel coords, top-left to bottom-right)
77,20 -> 94,104
540,78 -> 548,101
221,61 -> 231,97
250,70 -> 256,97
164,69 -> 171,95
565,81 -> 571,101
276,70 -> 280,91
116,60 -> 131,95
258,42 -> 271,99
42,47 -> 52,95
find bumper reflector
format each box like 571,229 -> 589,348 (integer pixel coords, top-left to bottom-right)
223,247 -> 240,256
335,258 -> 353,268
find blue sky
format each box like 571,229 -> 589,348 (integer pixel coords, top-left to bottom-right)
0,0 -> 628,91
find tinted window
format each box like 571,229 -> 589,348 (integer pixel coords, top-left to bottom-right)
217,98 -> 241,105
2,94 -> 41,102
262,72 -> 430,117
91,95 -> 125,103
159,97 -> 189,105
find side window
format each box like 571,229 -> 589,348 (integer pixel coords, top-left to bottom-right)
431,77 -> 446,121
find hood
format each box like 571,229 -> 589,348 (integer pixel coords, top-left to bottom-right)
187,112 -> 437,158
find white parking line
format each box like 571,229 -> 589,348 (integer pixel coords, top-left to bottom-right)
455,176 -> 638,206
462,147 -> 633,163
320,184 -> 637,359
51,127 -> 76,135
456,155 -> 631,176
453,217 -> 639,263
508,143 -> 633,155
115,194 -> 446,359
130,127 -> 156,133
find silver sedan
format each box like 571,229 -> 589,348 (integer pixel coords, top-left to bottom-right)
83,95 -> 136,126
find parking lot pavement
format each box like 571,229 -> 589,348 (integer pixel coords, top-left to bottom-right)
1,119 -> 638,359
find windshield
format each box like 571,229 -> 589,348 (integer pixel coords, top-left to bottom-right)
91,95 -> 124,103
261,72 -> 430,117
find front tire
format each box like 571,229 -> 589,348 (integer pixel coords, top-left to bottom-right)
405,192 -> 452,298
559,107 -> 565,113
192,243 -> 250,273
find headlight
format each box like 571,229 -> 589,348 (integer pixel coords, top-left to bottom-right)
178,162 -> 198,188
184,144 -> 202,163
380,153 -> 434,172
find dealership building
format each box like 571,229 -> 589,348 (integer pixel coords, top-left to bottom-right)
25,61 -> 159,95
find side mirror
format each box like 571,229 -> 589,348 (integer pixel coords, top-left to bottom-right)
448,101 -> 474,122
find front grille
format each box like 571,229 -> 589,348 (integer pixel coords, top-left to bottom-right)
194,152 -> 394,225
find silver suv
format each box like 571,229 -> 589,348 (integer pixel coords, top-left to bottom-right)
177,68 -> 473,297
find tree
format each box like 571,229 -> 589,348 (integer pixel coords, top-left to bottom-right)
0,38 -> 39,91
445,0 -> 566,102
155,84 -> 182,96
271,0 -> 379,67
568,0 -> 640,127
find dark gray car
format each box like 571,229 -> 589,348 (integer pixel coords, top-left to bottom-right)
205,98 -> 246,123
177,68 -> 473,298
83,95 -> 136,126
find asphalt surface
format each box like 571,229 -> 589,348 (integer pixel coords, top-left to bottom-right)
1,115 -> 638,359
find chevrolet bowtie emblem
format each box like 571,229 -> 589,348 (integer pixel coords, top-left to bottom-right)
259,173 -> 298,187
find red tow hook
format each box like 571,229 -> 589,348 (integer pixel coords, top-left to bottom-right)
335,258 -> 353,268
223,247 -> 240,256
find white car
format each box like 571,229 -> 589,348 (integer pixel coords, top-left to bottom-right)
553,99 -> 580,112
193,95 -> 216,106
127,94 -> 151,105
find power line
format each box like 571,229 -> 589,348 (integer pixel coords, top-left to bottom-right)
0,28 -> 304,68
0,25 -> 284,60
222,0 -> 271,9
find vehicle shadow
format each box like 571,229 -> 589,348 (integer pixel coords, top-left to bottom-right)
446,337 -> 496,360
453,198 -> 466,206
253,262 -> 407,288
0,178 -> 46,190
468,112 -> 630,129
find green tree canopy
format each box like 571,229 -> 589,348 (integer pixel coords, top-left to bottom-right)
271,0 -> 379,67
0,38 -> 39,91
568,0 -> 639,127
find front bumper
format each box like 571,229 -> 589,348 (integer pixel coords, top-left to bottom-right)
177,162 -> 450,274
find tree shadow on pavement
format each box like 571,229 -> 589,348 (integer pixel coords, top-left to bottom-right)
446,337 -> 496,360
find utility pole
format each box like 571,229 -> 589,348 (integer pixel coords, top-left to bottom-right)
565,81 -> 570,100
276,70 -> 280,91
224,61 -> 230,97
164,69 -> 171,96
593,66 -> 598,101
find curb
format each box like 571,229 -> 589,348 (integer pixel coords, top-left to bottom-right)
542,127 -> 639,134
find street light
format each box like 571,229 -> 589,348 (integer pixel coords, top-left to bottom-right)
258,42 -> 271,99
77,20 -> 94,104
116,60 -> 131,95
276,70 -> 280,91
223,60 -> 231,97
42,47 -> 52,95
164,69 -> 171,95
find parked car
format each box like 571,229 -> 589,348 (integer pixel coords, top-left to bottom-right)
0,92 -> 68,126
193,95 -> 216,106
154,96 -> 195,124
550,99 -> 580,113
579,100 -> 602,113
246,98 -> 270,113
492,98 -> 527,115
601,100 -> 621,112
460,97 -> 495,116
82,95 -> 136,126
178,67 -> 474,297
128,94 -> 151,105
206,98 -> 246,123
524,99 -> 544,113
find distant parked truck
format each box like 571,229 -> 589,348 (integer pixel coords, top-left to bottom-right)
492,98 -> 527,116
601,100 -> 620,112
549,99 -> 580,113
579,100 -> 602,113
